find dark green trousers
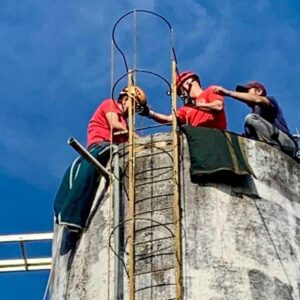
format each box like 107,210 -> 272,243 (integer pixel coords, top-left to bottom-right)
54,142 -> 110,231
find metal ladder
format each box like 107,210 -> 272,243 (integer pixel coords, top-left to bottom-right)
125,62 -> 182,300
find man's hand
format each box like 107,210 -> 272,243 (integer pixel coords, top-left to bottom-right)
213,86 -> 230,96
137,104 -> 150,117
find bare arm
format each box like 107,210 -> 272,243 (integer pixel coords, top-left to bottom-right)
214,86 -> 270,106
195,99 -> 223,112
149,110 -> 173,124
105,112 -> 128,132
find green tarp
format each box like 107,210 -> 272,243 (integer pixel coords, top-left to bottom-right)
181,126 -> 254,183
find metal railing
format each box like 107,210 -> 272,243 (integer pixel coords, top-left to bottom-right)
0,232 -> 53,272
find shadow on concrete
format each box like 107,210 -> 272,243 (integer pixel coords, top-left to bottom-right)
58,227 -> 82,271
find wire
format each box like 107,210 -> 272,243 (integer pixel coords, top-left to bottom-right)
111,10 -> 176,74
108,217 -> 176,278
111,69 -> 171,103
110,9 -> 177,117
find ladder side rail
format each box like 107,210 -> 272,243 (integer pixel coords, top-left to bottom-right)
171,59 -> 183,300
128,71 -> 136,300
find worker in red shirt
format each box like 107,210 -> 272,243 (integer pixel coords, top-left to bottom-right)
139,71 -> 227,130
54,86 -> 147,232
87,85 -> 147,149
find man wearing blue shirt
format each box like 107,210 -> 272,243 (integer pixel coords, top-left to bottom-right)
214,82 -> 297,157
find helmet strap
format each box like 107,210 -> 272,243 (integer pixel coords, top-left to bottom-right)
180,79 -> 195,105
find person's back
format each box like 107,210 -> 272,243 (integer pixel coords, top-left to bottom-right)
253,96 -> 290,136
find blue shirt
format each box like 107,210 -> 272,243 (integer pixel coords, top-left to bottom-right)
253,96 -> 291,136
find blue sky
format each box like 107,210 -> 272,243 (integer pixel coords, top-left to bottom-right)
1,1 -> 300,299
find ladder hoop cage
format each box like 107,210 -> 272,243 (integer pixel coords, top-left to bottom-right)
112,10 -> 176,74
110,10 -> 183,300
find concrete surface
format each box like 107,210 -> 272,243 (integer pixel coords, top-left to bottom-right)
50,132 -> 300,300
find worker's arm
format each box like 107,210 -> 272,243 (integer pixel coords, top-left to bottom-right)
106,112 -> 140,138
214,86 -> 270,106
148,110 -> 173,124
138,105 -> 172,124
195,99 -> 223,112
105,112 -> 128,132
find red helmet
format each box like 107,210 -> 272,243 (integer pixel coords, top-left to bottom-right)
176,71 -> 200,96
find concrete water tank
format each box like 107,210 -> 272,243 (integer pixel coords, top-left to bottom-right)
50,132 -> 300,300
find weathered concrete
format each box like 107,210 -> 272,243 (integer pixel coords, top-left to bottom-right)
50,132 -> 300,300
50,177 -> 114,300
182,137 -> 300,300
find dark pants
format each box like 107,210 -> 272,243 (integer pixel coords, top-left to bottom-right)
54,142 -> 111,231
244,113 -> 297,157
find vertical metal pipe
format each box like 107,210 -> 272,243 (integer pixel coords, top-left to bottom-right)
171,60 -> 183,299
127,72 -> 136,300
112,145 -> 121,300
133,10 -> 137,82
20,241 -> 28,271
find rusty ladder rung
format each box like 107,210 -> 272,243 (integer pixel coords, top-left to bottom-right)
134,265 -> 175,277
135,283 -> 176,293
134,236 -> 173,246
134,177 -> 173,188
134,206 -> 173,216
135,193 -> 174,204
134,222 -> 174,233
135,252 -> 175,262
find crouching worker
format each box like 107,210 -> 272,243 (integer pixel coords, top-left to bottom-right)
139,71 -> 227,130
214,82 -> 297,157
54,86 -> 147,232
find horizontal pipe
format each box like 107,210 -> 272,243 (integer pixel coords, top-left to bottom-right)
67,137 -> 112,178
0,232 -> 53,243
293,134 -> 300,142
0,258 -> 52,272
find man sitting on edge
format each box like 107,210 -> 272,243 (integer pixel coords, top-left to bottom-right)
214,82 -> 297,157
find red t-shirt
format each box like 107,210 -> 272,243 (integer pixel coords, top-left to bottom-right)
176,86 -> 227,130
87,98 -> 128,147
